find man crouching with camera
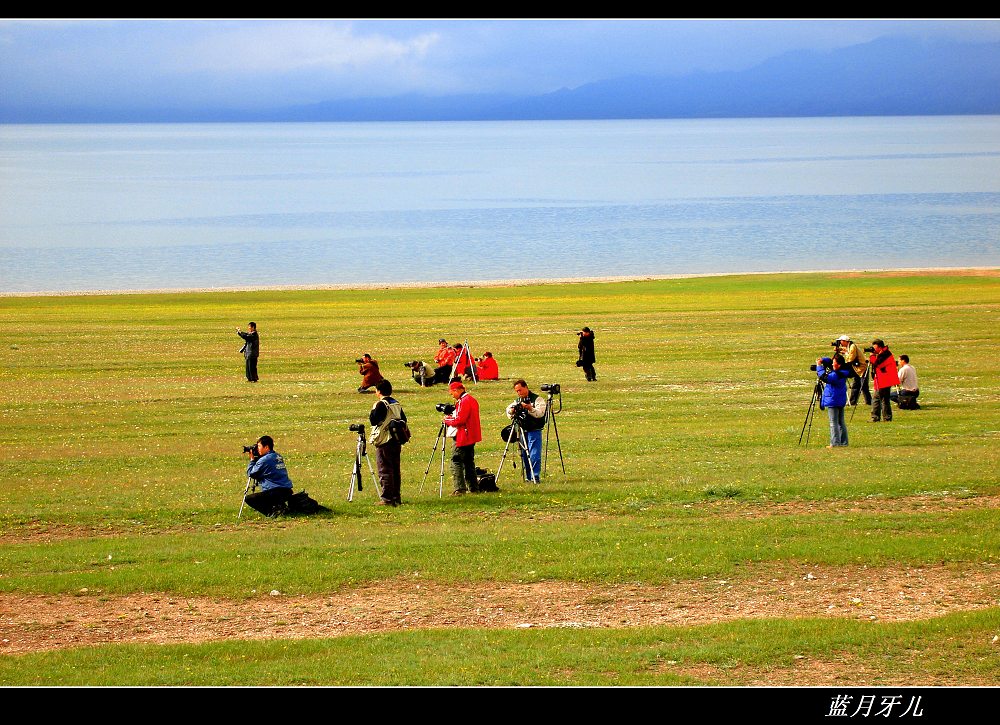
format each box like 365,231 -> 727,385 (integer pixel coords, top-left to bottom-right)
243,435 -> 294,518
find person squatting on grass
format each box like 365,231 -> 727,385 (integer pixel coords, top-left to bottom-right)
244,435 -> 293,517
868,339 -> 899,422
442,381 -> 482,495
474,351 -> 499,380
892,354 -> 921,409
505,379 -> 547,483
357,353 -> 384,393
368,379 -> 407,506
817,354 -> 851,447
237,321 -> 259,382
433,338 -> 456,384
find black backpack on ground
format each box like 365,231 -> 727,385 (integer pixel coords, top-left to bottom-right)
476,467 -> 499,492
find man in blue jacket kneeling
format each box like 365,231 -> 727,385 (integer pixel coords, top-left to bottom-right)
244,435 -> 294,517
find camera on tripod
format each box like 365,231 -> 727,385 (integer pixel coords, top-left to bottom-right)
242,444 -> 261,459
349,423 -> 365,434
540,383 -> 560,394
435,403 -> 456,414
863,346 -> 875,353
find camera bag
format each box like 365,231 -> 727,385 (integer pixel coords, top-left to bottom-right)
388,418 -> 412,445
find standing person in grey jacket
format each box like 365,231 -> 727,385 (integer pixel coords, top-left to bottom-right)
237,322 -> 259,382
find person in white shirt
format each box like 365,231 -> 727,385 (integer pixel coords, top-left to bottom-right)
892,354 -> 920,410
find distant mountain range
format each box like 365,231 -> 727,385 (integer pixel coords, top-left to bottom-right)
5,35 -> 1000,123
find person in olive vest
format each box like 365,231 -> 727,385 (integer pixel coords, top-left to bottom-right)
369,379 -> 407,506
237,322 -> 259,382
505,379 -> 547,483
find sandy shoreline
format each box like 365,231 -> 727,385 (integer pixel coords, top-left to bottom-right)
2,266 -> 997,298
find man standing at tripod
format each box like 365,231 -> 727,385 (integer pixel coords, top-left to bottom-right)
836,334 -> 870,407
369,379 -> 406,506
505,379 -> 547,483
442,381 -> 481,495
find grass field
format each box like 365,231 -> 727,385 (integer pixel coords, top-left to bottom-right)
1,270 -> 998,686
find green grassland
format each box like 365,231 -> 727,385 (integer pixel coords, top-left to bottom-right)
1,271 -> 998,685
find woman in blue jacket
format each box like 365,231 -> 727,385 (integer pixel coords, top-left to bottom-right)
817,354 -> 851,447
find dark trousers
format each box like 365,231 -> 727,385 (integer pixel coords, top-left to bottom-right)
451,442 -> 478,493
434,365 -> 453,384
582,363 -> 597,381
872,387 -> 892,421
849,374 -> 870,406
376,440 -> 402,504
245,486 -> 291,516
245,355 -> 259,382
892,388 -> 921,409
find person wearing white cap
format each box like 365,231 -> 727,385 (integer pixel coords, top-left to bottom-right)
836,334 -> 870,407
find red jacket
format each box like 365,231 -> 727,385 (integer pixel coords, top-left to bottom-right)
453,348 -> 471,375
475,357 -> 499,380
869,350 -> 900,390
443,393 -> 482,447
435,346 -> 456,366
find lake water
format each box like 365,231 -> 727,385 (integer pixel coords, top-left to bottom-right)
1,116 -> 998,293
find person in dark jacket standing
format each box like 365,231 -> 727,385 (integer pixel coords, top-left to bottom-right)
369,379 -> 407,506
237,322 -> 259,382
577,326 -> 597,381
817,354 -> 851,447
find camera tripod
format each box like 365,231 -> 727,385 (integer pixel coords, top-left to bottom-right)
798,378 -> 826,446
419,420 -> 451,498
849,363 -> 871,422
451,339 -> 478,384
347,427 -> 380,502
495,418 -> 540,486
543,387 -> 566,475
238,476 -> 256,520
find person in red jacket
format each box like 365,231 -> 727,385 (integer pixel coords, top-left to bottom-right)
475,351 -> 499,380
451,343 -> 472,380
442,381 -> 482,495
433,339 -> 456,384
868,338 -> 899,422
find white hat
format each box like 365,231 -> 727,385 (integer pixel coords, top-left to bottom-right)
837,334 -> 850,341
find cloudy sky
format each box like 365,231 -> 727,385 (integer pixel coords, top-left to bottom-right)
3,19 -> 1000,112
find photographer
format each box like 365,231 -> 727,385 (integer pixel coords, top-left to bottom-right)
357,353 -> 385,393
892,354 -> 921,410
406,360 -> 434,387
577,326 -> 596,381
369,379 -> 407,506
236,321 -> 259,383
505,379 -> 547,482
474,351 -> 499,381
836,334 -> 870,406
433,339 -> 456,384
816,355 -> 851,447
442,381 -> 482,495
244,435 -> 293,517
868,339 -> 899,422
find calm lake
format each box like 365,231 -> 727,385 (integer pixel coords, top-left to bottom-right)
1,116 -> 998,293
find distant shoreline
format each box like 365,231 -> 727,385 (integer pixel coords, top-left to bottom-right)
1,266 -> 997,299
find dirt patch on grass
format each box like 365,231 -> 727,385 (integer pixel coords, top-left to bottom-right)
2,563 -> 997,675
698,493 -> 1000,519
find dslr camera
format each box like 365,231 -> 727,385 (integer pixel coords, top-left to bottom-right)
435,403 -> 456,415
540,383 -> 560,394
349,423 -> 365,434
243,443 -> 261,459
863,346 -> 875,353
355,358 -> 364,364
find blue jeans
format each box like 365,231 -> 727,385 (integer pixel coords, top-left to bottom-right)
827,406 -> 848,446
520,428 -> 542,482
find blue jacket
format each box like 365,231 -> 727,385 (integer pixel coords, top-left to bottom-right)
818,367 -> 851,408
247,451 -> 293,491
